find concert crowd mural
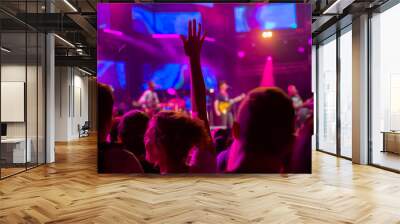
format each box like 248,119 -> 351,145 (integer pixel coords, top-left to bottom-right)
97,3 -> 313,174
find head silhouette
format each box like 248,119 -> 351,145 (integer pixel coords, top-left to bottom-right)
287,85 -> 298,97
148,81 -> 156,91
144,111 -> 209,173
219,81 -> 229,92
98,83 -> 114,143
230,87 -> 295,172
119,110 -> 150,156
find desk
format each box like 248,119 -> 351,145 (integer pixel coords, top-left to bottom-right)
382,131 -> 400,154
1,138 -> 31,163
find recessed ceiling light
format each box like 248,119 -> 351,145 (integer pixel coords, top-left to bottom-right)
54,34 -> 75,48
78,68 -> 93,76
63,0 -> 78,12
1,47 -> 11,53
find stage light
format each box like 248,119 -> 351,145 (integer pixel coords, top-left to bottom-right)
103,28 -> 123,36
209,88 -> 215,93
204,37 -> 216,42
237,51 -> 245,58
260,56 -> 274,87
152,34 -> 180,39
167,88 -> 177,96
262,31 -> 273,38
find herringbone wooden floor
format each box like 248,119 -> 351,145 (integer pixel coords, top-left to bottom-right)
1,135 -> 399,224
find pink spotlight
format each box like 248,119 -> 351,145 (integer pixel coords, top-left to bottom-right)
167,88 -> 177,96
237,51 -> 245,58
204,37 -> 216,42
260,56 -> 274,87
151,34 -> 215,42
297,47 -> 305,53
103,28 -> 123,36
152,34 -> 180,39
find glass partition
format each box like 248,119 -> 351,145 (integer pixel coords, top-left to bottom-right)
1,31 -> 28,177
0,1 -> 46,179
317,36 -> 337,154
371,3 -> 400,171
339,28 -> 352,158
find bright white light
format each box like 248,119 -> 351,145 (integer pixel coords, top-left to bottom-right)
63,0 -> 78,12
1,47 -> 11,53
322,0 -> 355,15
54,34 -> 75,48
262,31 -> 273,38
78,68 -> 93,76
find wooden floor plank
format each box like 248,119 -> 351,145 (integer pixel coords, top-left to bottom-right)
0,135 -> 399,223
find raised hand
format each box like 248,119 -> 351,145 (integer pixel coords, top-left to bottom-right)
181,19 -> 213,152
180,19 -> 206,59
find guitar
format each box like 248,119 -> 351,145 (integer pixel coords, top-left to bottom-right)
217,93 -> 246,115
132,100 -> 160,116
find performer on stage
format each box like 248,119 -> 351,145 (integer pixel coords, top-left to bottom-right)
214,81 -> 245,128
287,85 -> 303,110
138,81 -> 160,115
287,84 -> 312,128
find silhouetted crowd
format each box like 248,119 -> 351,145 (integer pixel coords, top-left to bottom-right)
98,20 -> 313,174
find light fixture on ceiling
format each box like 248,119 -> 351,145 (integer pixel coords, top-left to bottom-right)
322,0 -> 355,15
63,0 -> 78,12
1,47 -> 11,53
78,67 -> 94,76
76,48 -> 85,55
54,34 -> 75,48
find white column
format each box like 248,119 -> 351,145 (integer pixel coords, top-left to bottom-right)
46,32 -> 55,163
352,14 -> 369,164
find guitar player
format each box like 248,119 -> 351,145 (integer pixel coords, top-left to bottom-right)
214,81 -> 245,128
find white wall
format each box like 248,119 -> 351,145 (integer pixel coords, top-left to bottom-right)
55,67 -> 89,141
1,65 -> 41,138
55,67 -> 69,141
